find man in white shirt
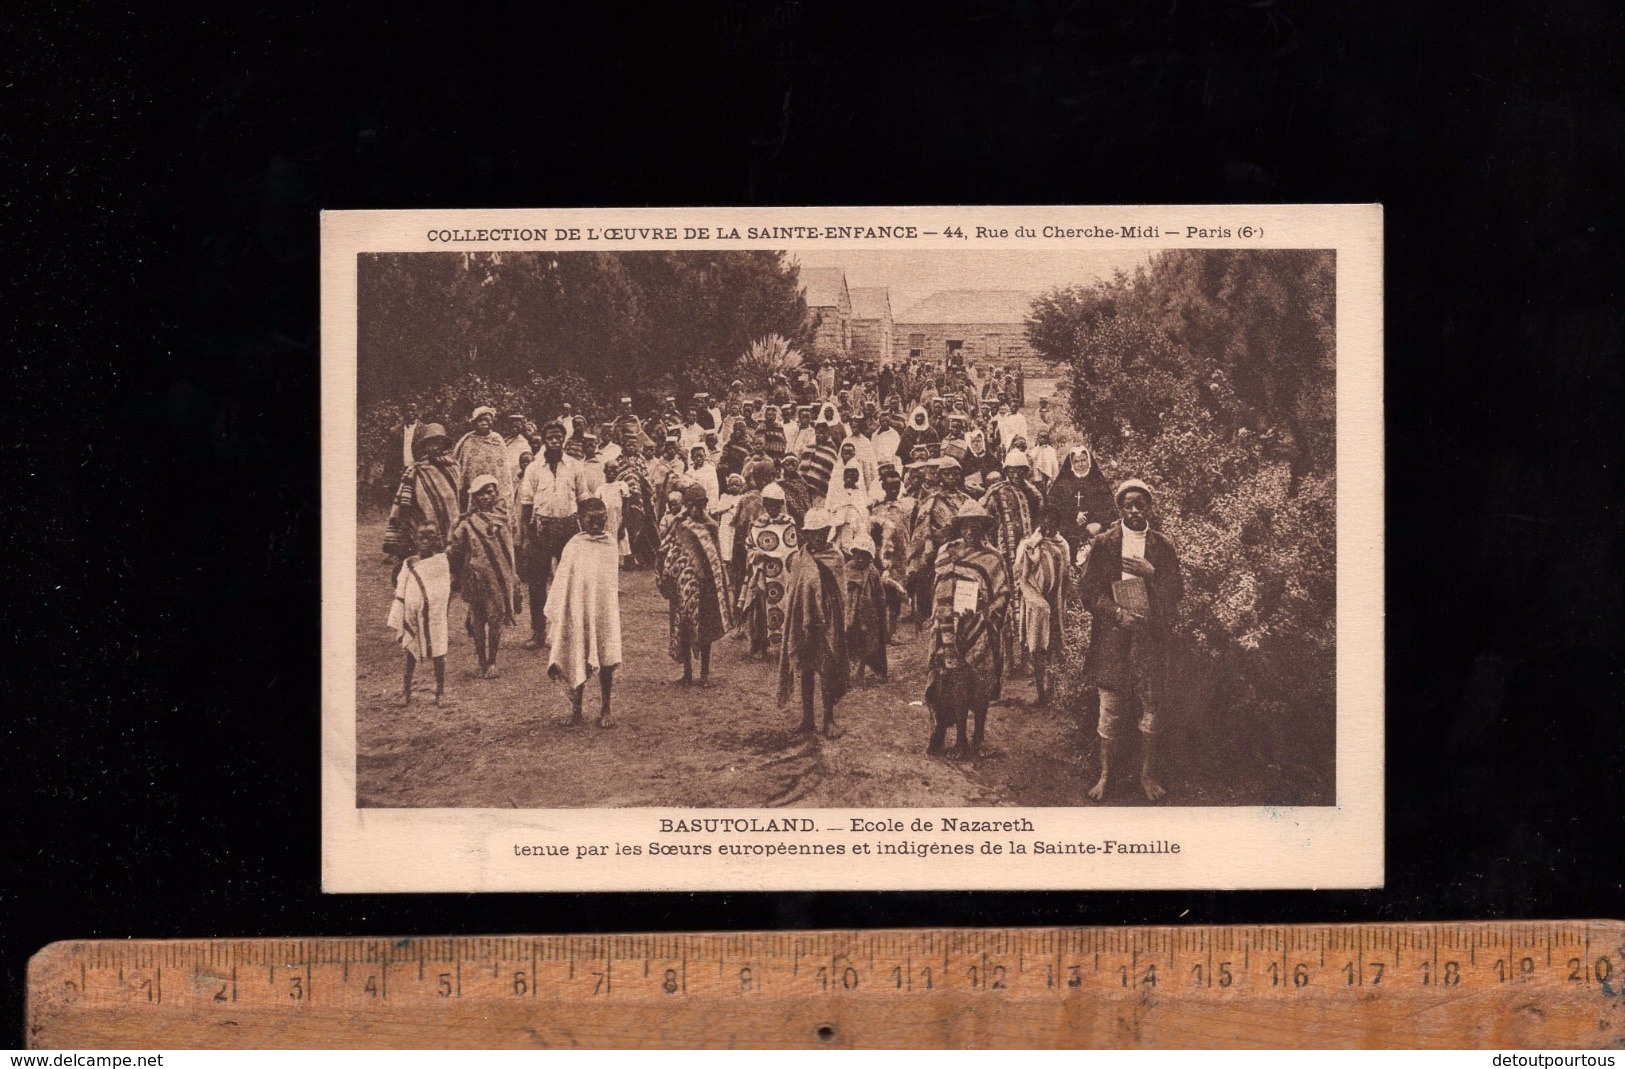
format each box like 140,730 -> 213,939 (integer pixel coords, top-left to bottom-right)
400,402 -> 421,470
679,408 -> 705,454
688,445 -> 720,508
519,422 -> 590,648
994,401 -> 1030,456
870,409 -> 901,468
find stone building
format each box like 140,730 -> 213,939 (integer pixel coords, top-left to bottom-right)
892,289 -> 1035,369
800,267 -> 852,358
849,286 -> 893,364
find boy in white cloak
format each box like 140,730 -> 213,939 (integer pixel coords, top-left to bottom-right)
388,522 -> 452,705
544,497 -> 624,728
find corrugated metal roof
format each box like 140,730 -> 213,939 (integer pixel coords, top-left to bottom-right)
799,267 -> 849,309
849,286 -> 891,320
896,289 -> 1034,324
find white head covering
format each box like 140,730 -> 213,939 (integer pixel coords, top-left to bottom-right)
1003,449 -> 1030,469
847,533 -> 876,559
469,474 -> 499,496
761,482 -> 786,501
1115,478 -> 1155,506
801,507 -> 836,531
472,405 -> 497,422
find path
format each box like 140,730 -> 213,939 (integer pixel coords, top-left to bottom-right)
354,521 -> 1102,810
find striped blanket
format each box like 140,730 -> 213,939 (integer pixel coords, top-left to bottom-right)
387,552 -> 452,660
928,539 -> 1011,708
448,509 -> 518,626
383,457 -> 461,559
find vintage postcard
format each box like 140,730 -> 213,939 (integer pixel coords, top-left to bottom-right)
321,205 -> 1382,891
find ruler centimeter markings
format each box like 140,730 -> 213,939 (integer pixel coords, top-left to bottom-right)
26,922 -> 1625,1049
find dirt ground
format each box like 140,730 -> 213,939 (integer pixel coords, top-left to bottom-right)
355,512 -> 1315,810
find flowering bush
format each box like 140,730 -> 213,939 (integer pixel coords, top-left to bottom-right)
1033,251 -> 1337,782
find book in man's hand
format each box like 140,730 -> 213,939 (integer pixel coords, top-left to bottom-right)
1112,576 -> 1151,620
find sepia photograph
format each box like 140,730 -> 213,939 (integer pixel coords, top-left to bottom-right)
352,245 -> 1336,812
321,206 -> 1381,892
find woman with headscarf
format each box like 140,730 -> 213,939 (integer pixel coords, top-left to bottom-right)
963,426 -> 998,481
1046,445 -> 1116,565
452,406 -> 513,514
823,460 -> 872,555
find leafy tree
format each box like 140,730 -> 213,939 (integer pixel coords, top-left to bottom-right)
1028,249 -> 1338,787
356,250 -> 809,409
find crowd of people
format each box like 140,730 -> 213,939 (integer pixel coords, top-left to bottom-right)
380,356 -> 1184,803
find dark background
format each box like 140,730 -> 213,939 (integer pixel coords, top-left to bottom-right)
5,0 -> 1623,1047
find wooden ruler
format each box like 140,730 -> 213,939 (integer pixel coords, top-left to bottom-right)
27,922 -> 1625,1049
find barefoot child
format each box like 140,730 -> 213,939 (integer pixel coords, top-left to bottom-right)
448,475 -> 520,678
388,522 -> 452,705
544,497 -> 623,727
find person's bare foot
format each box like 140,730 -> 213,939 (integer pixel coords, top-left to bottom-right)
484,665 -> 501,679
597,716 -> 615,729
822,721 -> 842,739
1140,774 -> 1166,803
522,636 -> 543,650
433,693 -> 443,706
667,674 -> 692,687
565,712 -> 584,728
1087,775 -> 1109,801
696,674 -> 711,688
399,693 -> 413,706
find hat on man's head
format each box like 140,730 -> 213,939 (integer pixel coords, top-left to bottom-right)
761,482 -> 786,501
469,474 -> 499,497
952,498 -> 995,527
472,405 -> 497,422
934,456 -> 961,472
1003,449 -> 1030,469
1115,478 -> 1155,506
877,459 -> 900,478
413,423 -> 451,456
847,533 -> 876,559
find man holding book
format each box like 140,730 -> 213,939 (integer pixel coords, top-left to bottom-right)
1079,479 -> 1184,803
